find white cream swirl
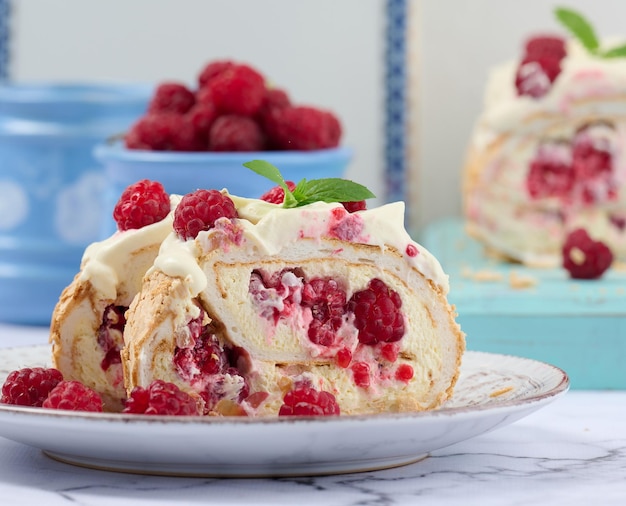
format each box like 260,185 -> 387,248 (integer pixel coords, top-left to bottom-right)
472,38 -> 626,150
80,195 -> 181,300
152,193 -> 450,296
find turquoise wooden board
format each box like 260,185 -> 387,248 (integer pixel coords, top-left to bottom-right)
419,218 -> 626,390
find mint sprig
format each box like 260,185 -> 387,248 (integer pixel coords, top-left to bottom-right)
555,6 -> 626,59
555,7 -> 599,53
243,159 -> 375,208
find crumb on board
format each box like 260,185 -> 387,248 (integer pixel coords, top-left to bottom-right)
509,270 -> 537,290
613,261 -> 626,272
490,385 -> 514,398
461,267 -> 504,282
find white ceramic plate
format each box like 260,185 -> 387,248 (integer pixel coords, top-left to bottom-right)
0,345 -> 568,477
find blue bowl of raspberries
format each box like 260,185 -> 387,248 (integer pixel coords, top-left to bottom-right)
95,60 -> 351,235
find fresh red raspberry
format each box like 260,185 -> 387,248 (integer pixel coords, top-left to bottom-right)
123,380 -> 199,416
97,304 -> 127,371
184,102 -> 218,150
515,55 -> 562,98
113,179 -> 170,231
148,82 -> 195,114
125,113 -> 198,151
42,381 -> 103,412
202,64 -> 266,116
208,115 -> 265,152
260,181 -> 297,204
342,200 -> 367,213
562,228 -> 613,280
173,189 -> 238,240
526,142 -> 573,199
279,385 -> 340,416
1,367 -> 63,407
259,88 -> 290,114
301,277 -> 347,346
197,60 -> 235,88
255,88 -> 291,137
266,106 -> 342,150
348,278 -> 405,345
524,36 -> 566,61
125,113 -> 174,150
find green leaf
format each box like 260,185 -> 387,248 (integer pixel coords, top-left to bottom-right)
243,160 -> 297,207
243,160 -> 376,208
295,178 -> 376,206
601,43 -> 626,58
243,159 -> 287,186
555,6 -> 599,53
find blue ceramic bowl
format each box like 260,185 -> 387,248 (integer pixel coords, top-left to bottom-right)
95,143 -> 353,236
0,82 -> 151,326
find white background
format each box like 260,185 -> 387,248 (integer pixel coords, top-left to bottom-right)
10,0 -> 626,232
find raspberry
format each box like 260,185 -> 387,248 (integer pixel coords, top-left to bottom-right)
515,55 -> 562,98
125,113 -> 198,151
249,268 -> 304,322
174,326 -> 228,381
395,364 -> 414,382
524,36 -> 566,61
260,181 -> 297,204
351,362 -> 371,388
301,277 -> 347,346
203,64 -> 266,116
336,347 -> 352,368
266,106 -> 342,150
1,367 -> 63,407
125,114 -> 172,150
185,102 -> 218,150
562,228 -> 613,280
42,381 -> 103,412
148,82 -> 195,114
278,385 -> 340,416
341,200 -> 367,213
173,189 -> 238,240
526,142 -> 573,199
123,380 -> 199,416
208,115 -> 265,152
380,342 -> 400,362
197,60 -> 235,88
348,278 -> 405,345
258,88 -> 290,116
113,179 -> 170,231
256,88 -> 291,136
97,304 -> 127,371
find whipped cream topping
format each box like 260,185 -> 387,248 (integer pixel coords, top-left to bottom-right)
472,39 -> 626,150
80,195 -> 181,300
151,193 -> 450,296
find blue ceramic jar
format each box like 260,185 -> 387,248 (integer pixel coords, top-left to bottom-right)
0,82 -> 150,325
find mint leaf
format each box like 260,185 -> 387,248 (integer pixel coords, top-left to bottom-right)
601,43 -> 626,58
243,159 -> 297,207
293,178 -> 375,206
555,7 -> 599,53
244,160 -> 375,208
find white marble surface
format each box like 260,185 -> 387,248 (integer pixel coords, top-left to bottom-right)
0,324 -> 625,505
